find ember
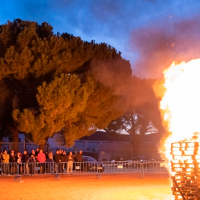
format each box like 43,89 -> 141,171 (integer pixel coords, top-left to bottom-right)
171,139 -> 200,200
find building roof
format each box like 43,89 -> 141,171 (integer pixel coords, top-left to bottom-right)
79,131 -> 131,142
79,131 -> 160,143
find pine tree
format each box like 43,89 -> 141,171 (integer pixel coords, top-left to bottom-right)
0,19 -> 132,150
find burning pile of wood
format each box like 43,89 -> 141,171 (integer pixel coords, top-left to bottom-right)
171,141 -> 200,200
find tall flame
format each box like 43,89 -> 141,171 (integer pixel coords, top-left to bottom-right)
158,59 -> 200,163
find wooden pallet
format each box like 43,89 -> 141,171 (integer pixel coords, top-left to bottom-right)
171,141 -> 200,200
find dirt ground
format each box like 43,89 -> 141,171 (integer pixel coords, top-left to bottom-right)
0,173 -> 172,200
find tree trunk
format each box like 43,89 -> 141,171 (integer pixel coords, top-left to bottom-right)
39,144 -> 46,151
10,127 -> 19,152
39,138 -> 48,151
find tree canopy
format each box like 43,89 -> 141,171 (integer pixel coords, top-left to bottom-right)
106,78 -> 165,156
0,19 -> 132,149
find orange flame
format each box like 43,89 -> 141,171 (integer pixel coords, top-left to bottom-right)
157,59 -> 200,166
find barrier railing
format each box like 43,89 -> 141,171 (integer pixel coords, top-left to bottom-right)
0,160 -> 167,181
102,160 -> 167,175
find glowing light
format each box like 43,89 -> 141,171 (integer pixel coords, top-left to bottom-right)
158,59 -> 200,162
157,59 -> 200,199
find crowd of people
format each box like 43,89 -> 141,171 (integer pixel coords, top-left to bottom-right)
0,148 -> 83,176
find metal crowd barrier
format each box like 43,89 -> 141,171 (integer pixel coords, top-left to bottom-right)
102,160 -> 167,176
0,160 -> 167,181
0,162 -> 56,176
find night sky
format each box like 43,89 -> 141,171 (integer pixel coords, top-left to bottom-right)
1,0 -> 200,78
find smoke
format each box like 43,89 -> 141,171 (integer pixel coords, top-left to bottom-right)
130,15 -> 200,78
90,59 -> 132,97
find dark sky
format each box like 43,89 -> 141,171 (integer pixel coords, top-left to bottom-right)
1,0 -> 200,78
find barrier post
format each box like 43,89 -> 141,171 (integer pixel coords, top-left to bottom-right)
140,162 -> 144,179
14,164 -> 21,182
96,162 -> 101,179
54,163 -> 60,181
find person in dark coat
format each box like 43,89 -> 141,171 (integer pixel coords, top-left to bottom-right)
45,151 -> 49,160
22,150 -> 29,175
75,150 -> 83,171
10,150 -> 17,174
10,150 -> 17,162
35,148 -> 40,156
54,150 -> 63,173
76,150 -> 83,162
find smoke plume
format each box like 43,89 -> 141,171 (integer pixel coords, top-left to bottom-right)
130,15 -> 200,78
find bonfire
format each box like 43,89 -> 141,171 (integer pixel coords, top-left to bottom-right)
157,59 -> 200,200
